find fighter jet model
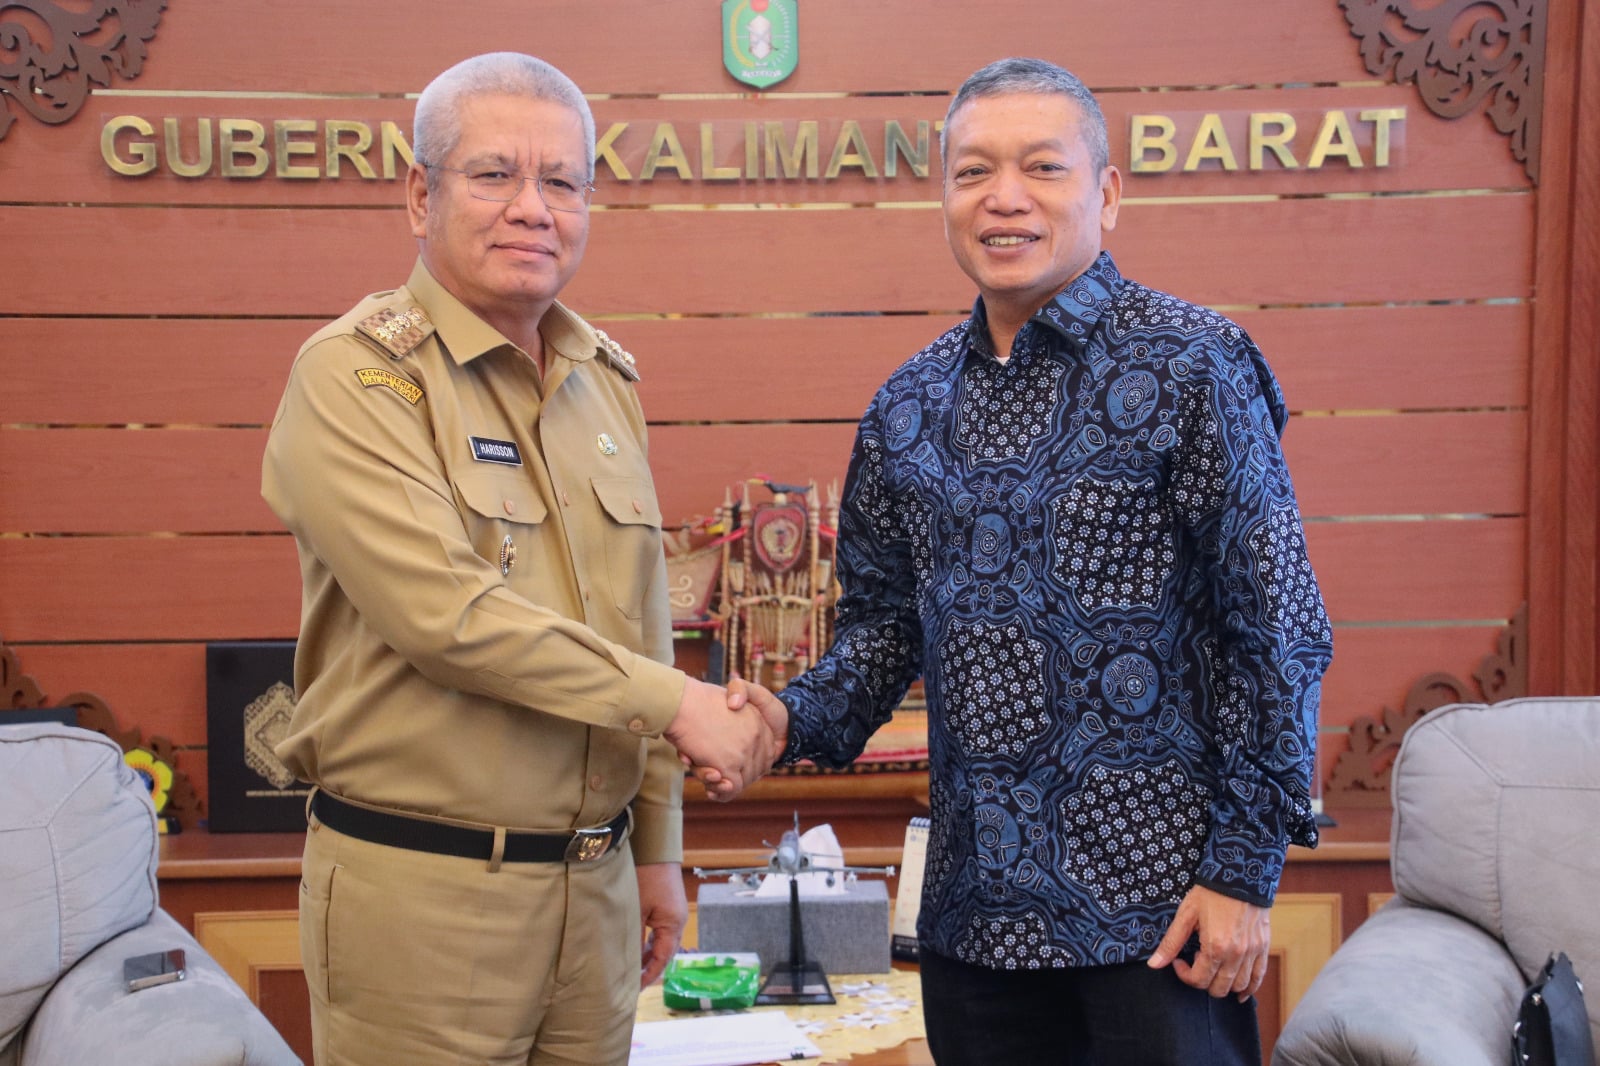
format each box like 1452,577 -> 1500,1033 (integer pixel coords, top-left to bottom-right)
692,811 -> 896,889
692,814 -> 896,1006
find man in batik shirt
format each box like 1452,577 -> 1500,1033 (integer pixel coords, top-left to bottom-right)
722,57 -> 1333,1066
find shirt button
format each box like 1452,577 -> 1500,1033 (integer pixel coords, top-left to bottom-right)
562,490 -> 571,506
627,718 -> 646,734
632,499 -> 643,514
582,587 -> 591,601
590,774 -> 604,791
503,500 -> 516,515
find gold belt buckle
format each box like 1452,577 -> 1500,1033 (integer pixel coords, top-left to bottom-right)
565,826 -> 613,863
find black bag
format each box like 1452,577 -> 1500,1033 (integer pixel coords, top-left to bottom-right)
1512,952 -> 1596,1066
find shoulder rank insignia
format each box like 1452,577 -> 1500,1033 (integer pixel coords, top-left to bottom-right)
356,305 -> 433,360
592,327 -> 640,382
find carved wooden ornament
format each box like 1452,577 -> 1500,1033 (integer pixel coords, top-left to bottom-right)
1328,604 -> 1528,805
1340,0 -> 1546,183
1,640 -> 205,828
0,1 -> 166,142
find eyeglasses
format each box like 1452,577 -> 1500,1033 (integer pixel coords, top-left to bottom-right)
421,163 -> 595,212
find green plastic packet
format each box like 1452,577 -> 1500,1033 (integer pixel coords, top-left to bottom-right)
662,952 -> 762,1011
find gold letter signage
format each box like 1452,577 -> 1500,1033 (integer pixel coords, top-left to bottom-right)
101,116 -> 415,179
100,109 -> 1412,184
1129,109 -> 1407,173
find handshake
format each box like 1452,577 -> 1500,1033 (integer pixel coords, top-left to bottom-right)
663,676 -> 790,800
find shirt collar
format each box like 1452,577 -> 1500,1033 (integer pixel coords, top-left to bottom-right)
537,300 -> 602,368
403,259 -> 599,369
965,251 -> 1124,361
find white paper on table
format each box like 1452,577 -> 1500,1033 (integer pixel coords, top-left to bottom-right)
628,1011 -> 821,1066
754,823 -> 848,898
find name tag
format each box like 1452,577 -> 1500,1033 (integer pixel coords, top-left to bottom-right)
469,436 -> 522,466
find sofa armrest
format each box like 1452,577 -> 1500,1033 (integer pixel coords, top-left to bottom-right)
1273,899 -> 1524,1066
19,908 -> 301,1066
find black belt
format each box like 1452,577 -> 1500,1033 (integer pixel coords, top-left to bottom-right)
310,791 -> 628,864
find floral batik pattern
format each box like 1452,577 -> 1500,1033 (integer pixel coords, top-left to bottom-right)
780,252 -> 1333,968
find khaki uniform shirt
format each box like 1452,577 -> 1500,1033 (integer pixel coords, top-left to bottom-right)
262,259 -> 686,862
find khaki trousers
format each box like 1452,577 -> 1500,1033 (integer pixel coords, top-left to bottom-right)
298,816 -> 640,1066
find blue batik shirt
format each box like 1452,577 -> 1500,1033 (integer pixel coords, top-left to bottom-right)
777,252 -> 1333,969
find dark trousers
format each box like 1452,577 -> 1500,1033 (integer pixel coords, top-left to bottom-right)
919,948 -> 1262,1066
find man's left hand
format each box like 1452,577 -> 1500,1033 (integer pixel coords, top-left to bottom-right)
1147,884 -> 1271,1001
636,862 -> 687,988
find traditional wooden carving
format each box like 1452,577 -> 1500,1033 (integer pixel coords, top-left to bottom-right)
717,479 -> 840,693
1328,603 -> 1528,805
1340,0 -> 1546,183
0,1 -> 166,142
1,639 -> 205,828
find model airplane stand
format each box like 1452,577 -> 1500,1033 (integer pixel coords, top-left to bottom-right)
755,875 -> 836,1005
694,814 -> 896,999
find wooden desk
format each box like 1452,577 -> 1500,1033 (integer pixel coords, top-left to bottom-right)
158,806 -> 1390,1066
844,1042 -> 932,1065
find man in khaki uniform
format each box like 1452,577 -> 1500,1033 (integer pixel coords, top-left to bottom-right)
262,53 -> 775,1066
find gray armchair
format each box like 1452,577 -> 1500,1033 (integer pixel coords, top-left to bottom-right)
1275,697 -> 1600,1066
1,723 -> 300,1066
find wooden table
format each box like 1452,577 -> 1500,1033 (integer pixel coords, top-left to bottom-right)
830,1039 -> 932,1065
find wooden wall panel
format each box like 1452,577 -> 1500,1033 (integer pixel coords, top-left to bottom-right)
1318,625 -> 1517,731
613,304 -> 1534,420
1,0 -> 1552,824
3,194 -> 1534,318
0,519 -> 1524,645
3,315 -> 931,428
1236,303 -> 1529,413
16,643 -> 210,745
1308,518 -> 1524,624
127,1 -> 1365,96
1528,0 -> 1600,693
5,302 -> 1527,428
0,536 -> 302,643
0,412 -> 1525,533
1,429 -> 277,533
0,424 -> 858,535
1,319 -> 311,426
1286,411 -> 1526,518
9,623 -> 1503,746
9,85 -> 1524,208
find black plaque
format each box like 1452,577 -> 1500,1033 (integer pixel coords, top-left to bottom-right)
205,641 -> 309,832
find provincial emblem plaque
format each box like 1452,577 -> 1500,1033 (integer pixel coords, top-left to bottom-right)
721,0 -> 798,90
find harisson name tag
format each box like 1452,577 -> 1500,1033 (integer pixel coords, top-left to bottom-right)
469,436 -> 522,466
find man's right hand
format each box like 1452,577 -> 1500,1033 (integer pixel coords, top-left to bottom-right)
663,677 -> 775,798
685,676 -> 789,799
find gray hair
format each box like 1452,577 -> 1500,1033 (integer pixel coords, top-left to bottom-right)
940,57 -> 1109,173
412,53 -> 596,184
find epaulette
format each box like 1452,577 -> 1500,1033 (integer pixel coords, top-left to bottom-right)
593,327 -> 640,382
355,305 -> 434,361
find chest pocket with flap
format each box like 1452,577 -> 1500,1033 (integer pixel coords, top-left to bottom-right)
453,468 -> 548,580
591,476 -> 663,620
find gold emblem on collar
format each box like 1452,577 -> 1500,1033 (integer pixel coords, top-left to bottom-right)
592,327 -> 640,382
499,535 -> 517,576
597,433 -> 618,456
